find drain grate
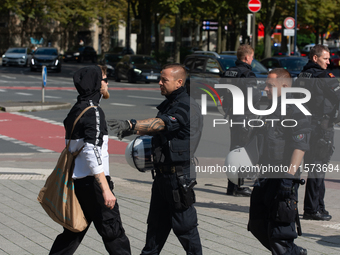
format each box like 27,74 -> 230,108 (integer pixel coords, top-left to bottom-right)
0,173 -> 47,180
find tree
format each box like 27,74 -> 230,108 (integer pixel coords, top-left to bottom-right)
96,0 -> 127,54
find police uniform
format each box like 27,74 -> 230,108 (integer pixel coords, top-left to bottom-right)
223,60 -> 262,195
248,98 -> 311,255
295,60 -> 340,219
141,86 -> 203,255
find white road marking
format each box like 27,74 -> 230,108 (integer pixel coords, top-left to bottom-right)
110,103 -> 135,107
0,89 -> 7,92
0,134 -> 54,153
127,95 -> 163,100
1,75 -> 16,79
16,92 -> 33,96
45,95 -> 61,99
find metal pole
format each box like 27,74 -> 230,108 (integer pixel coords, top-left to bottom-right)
208,31 -> 210,51
251,14 -> 256,50
294,0 -> 297,55
42,67 -> 44,103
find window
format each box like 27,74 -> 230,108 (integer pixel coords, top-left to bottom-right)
192,58 -> 205,72
206,58 -> 221,72
184,58 -> 195,70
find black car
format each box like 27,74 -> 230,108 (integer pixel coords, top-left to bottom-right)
183,51 -> 269,99
30,47 -> 61,72
260,56 -> 308,77
115,55 -> 161,83
99,53 -> 123,77
63,46 -> 97,63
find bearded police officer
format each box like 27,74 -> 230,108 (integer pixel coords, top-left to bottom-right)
248,68 -> 310,255
223,44 -> 262,196
108,64 -> 203,255
294,45 -> 340,221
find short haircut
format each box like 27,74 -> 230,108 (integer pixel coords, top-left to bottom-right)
162,63 -> 187,82
237,44 -> 254,61
98,65 -> 107,76
309,44 -> 330,60
268,68 -> 292,87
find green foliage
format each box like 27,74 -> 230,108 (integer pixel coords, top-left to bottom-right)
152,50 -> 171,66
254,40 -> 264,61
297,32 -> 316,49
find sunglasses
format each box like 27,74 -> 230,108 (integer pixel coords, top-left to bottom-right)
102,78 -> 108,83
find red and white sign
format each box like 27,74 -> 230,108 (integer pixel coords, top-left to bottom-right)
284,17 -> 295,29
248,0 -> 261,13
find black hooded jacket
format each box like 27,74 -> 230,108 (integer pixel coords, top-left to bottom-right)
64,66 -> 109,179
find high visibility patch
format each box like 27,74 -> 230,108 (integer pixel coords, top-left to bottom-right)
293,134 -> 305,142
168,116 -> 177,122
329,73 -> 336,78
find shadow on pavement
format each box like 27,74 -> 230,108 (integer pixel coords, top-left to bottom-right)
195,201 -> 249,213
301,233 -> 340,248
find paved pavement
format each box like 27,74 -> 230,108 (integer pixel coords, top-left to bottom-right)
0,152 -> 340,255
1,103 -> 340,254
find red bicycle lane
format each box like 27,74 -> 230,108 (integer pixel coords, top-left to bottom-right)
0,112 -> 127,154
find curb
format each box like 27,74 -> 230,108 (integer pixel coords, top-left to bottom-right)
0,101 -> 71,112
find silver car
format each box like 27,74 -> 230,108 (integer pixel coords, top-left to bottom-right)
2,47 -> 32,67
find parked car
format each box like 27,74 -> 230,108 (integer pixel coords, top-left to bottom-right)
328,46 -> 340,56
115,55 -> 161,83
98,53 -> 123,77
329,54 -> 340,69
63,46 -> 97,63
109,47 -> 135,55
183,51 -> 269,99
260,56 -> 308,77
30,47 -> 61,72
2,47 -> 32,67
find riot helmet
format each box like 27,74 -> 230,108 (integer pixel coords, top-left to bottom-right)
125,135 -> 154,172
224,136 -> 262,185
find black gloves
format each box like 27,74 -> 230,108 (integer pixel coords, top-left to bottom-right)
278,173 -> 295,199
107,119 -> 130,133
107,119 -> 136,140
117,130 -> 137,140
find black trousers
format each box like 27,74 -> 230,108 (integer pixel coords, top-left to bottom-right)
141,173 -> 202,255
303,126 -> 334,214
248,179 -> 301,255
49,176 -> 131,255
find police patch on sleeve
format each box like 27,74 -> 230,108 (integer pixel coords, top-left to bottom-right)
329,73 -> 336,78
293,134 -> 305,142
168,116 -> 177,122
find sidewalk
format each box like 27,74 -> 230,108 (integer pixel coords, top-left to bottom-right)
0,153 -> 339,255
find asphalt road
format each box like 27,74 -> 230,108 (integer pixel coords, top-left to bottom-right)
1,63 -> 340,165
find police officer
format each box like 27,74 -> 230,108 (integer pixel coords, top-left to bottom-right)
294,44 -> 340,221
248,68 -> 310,255
108,64 -> 203,254
223,44 -> 262,196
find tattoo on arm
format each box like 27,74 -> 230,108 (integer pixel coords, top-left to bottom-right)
136,118 -> 165,132
94,174 -> 103,188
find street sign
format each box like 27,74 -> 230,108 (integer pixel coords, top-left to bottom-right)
202,20 -> 219,31
42,66 -> 47,103
284,29 -> 295,36
42,66 -> 47,87
284,17 -> 295,29
248,0 -> 261,13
